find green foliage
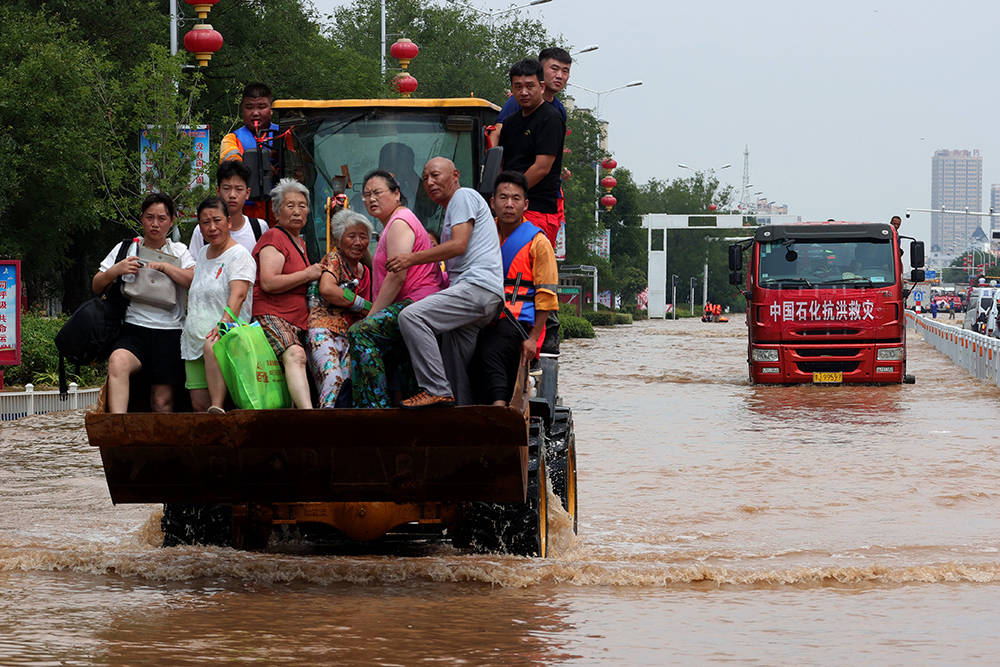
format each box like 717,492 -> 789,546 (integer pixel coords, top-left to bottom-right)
562,107 -> 606,264
0,7 -> 117,305
625,306 -> 649,321
4,313 -> 105,388
639,173 -> 735,215
329,0 -> 550,103
559,313 -> 595,340
613,312 -> 633,325
581,310 -> 615,326
97,46 -> 212,225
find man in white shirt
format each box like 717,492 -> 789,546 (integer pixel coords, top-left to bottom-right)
190,161 -> 269,256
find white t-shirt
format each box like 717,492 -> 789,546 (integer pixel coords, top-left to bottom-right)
189,215 -> 268,257
180,244 -> 256,360
99,239 -> 196,330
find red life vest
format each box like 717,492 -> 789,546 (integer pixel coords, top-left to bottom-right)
501,221 -> 544,325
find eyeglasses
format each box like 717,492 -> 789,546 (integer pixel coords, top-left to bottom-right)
363,189 -> 388,200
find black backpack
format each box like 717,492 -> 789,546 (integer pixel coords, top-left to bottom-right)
54,239 -> 132,396
248,216 -> 264,241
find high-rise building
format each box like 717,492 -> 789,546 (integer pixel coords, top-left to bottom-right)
930,149 -> 982,258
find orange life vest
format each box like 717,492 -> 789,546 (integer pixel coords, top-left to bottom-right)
501,221 -> 545,324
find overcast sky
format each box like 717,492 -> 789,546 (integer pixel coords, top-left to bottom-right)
310,0 -> 1000,245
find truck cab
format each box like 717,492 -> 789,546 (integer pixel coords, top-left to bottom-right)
730,221 -> 925,384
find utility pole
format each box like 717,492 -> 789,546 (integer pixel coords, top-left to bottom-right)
671,274 -> 678,320
703,262 -> 709,309
689,276 -> 695,318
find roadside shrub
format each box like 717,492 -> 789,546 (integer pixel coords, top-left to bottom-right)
621,304 -> 649,321
582,310 -> 615,326
3,313 -> 105,388
560,313 -> 595,340
613,312 -> 633,325
558,301 -> 581,317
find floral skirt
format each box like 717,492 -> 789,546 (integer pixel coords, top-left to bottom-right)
306,328 -> 351,408
347,300 -> 416,408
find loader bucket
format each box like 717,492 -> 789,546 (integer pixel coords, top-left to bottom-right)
85,406 -> 529,505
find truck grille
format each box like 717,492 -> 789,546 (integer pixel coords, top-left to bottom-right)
796,361 -> 861,373
796,328 -> 861,336
794,348 -> 860,357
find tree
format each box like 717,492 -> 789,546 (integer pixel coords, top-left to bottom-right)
0,7 -> 118,306
328,0 -> 550,103
561,107 -> 605,264
637,174 -> 743,311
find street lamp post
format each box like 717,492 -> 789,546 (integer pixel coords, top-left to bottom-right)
569,80 -> 643,223
445,0 -> 554,32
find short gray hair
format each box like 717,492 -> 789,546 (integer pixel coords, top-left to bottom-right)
269,177 -> 310,211
332,209 -> 374,242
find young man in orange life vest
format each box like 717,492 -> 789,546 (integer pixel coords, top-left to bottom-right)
219,82 -> 278,220
471,171 -> 559,406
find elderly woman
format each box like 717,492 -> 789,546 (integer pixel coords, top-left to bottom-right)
181,197 -> 256,413
306,210 -> 373,407
92,192 -> 195,413
348,170 -> 445,407
251,178 -> 323,409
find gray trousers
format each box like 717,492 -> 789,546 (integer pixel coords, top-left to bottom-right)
398,281 -> 503,404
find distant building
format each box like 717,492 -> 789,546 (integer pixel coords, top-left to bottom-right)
931,149 -> 982,259
755,198 -> 788,215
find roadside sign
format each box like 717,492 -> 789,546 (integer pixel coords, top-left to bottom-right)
912,289 -> 924,303
0,260 -> 22,368
925,269 -> 937,280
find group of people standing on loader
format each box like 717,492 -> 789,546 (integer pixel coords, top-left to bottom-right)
92,47 -> 575,413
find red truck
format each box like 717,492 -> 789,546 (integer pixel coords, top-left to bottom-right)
728,221 -> 925,384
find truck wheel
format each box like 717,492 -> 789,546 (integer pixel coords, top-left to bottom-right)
545,407 -> 578,534
454,417 -> 549,557
161,503 -> 232,547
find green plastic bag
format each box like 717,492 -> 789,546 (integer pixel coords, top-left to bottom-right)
212,311 -> 291,410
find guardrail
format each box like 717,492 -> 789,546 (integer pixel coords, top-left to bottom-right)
907,311 -> 1000,384
0,383 -> 100,421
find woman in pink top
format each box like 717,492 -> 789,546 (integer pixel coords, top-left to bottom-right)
347,170 -> 444,407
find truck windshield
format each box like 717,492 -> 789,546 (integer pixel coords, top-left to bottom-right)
758,239 -> 896,287
290,112 -> 475,245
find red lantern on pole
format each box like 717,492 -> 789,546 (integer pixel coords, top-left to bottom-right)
600,175 -> 617,192
600,194 -> 617,211
184,24 -> 224,67
393,73 -> 418,97
601,157 -> 618,171
184,0 -> 219,19
390,38 -> 419,70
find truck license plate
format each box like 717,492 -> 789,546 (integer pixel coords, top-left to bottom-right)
812,372 -> 843,384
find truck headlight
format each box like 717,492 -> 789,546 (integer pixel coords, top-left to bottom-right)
876,347 -> 904,361
751,348 -> 779,362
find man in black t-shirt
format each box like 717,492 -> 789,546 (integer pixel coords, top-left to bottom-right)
498,58 -> 566,245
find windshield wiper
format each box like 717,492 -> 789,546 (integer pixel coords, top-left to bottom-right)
817,277 -> 873,285
761,278 -> 814,287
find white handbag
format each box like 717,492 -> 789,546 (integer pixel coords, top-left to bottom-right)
122,266 -> 178,308
121,243 -> 182,309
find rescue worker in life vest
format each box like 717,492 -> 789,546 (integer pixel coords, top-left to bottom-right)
219,82 -> 278,221
471,171 -> 559,406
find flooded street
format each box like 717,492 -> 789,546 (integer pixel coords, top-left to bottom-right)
3,318 -> 1000,664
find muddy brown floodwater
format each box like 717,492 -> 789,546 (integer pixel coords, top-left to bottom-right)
3,318 -> 1000,664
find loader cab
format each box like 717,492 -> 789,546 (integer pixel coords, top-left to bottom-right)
273,98 -> 501,261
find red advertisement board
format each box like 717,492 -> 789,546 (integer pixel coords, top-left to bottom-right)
0,260 -> 22,367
